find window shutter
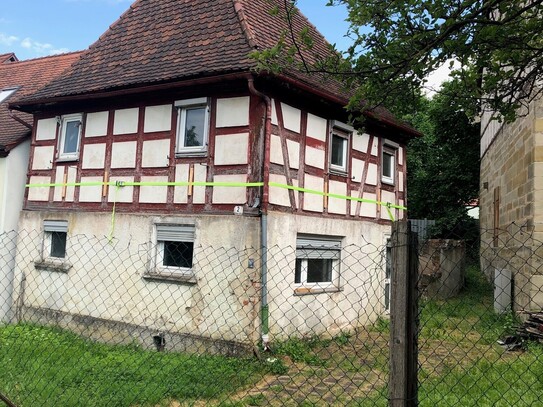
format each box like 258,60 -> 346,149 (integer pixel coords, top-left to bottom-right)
296,235 -> 341,259
44,220 -> 68,233
156,225 -> 195,242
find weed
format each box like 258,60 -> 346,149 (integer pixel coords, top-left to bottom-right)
243,393 -> 267,406
273,336 -> 327,366
333,330 -> 352,346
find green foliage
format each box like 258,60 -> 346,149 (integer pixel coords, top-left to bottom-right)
265,357 -> 289,375
330,0 -> 543,121
406,80 -> 480,237
273,336 -> 329,366
255,1 -> 543,122
333,330 -> 352,346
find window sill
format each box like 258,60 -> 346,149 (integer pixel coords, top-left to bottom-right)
294,286 -> 341,296
143,271 -> 197,285
175,151 -> 208,158
329,168 -> 348,177
381,178 -> 395,186
56,157 -> 79,163
34,260 -> 72,273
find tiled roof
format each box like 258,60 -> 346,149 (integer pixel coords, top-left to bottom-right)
22,0 -> 255,101
0,53 -> 18,64
20,0 -> 344,102
0,52 -> 82,151
15,0 -> 418,136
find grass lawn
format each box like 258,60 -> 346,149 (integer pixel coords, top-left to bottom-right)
2,265 -> 542,406
0,324 -> 266,407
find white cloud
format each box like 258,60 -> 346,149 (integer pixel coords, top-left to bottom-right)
422,59 -> 461,97
0,33 -> 19,46
1,33 -> 70,57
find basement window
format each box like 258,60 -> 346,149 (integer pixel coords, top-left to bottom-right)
35,220 -> 72,273
146,224 -> 197,284
175,98 -> 210,156
44,220 -> 68,259
294,234 -> 342,294
58,114 -> 83,161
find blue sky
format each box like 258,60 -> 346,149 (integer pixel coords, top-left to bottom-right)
0,0 -> 351,61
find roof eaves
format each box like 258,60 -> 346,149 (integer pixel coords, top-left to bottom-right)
11,70 -> 254,111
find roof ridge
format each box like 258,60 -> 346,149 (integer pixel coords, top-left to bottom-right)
7,51 -> 83,65
232,0 -> 258,50
89,0 -> 143,51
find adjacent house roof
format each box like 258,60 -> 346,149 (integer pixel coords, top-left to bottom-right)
0,52 -> 82,154
13,0 -> 419,137
0,53 -> 18,64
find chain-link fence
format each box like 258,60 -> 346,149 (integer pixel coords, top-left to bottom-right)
0,222 -> 542,406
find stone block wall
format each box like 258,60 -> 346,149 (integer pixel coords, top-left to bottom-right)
480,95 -> 543,312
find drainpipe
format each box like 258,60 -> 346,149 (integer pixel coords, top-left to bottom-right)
247,76 -> 272,350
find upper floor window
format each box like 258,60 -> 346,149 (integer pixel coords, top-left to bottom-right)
329,122 -> 352,174
175,97 -> 210,156
382,146 -> 396,185
58,114 -> 82,161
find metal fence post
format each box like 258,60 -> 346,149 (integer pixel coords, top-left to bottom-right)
389,221 -> 419,407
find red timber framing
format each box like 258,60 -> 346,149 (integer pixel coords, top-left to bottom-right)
266,99 -> 407,223
24,83 -> 407,223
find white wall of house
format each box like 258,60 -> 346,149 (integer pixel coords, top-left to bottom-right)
0,138 -> 30,322
0,139 -> 30,232
266,212 -> 390,339
13,211 -> 261,346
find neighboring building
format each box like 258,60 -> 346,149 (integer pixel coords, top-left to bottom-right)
10,0 -> 418,350
480,95 -> 543,313
0,52 -> 81,322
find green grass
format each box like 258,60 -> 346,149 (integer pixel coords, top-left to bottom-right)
0,324 -> 266,407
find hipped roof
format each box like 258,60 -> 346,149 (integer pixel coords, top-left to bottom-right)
13,0 -> 419,137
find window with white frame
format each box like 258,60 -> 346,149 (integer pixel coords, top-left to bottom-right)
329,122 -> 351,174
154,224 -> 195,274
382,146 -> 396,185
175,97 -> 210,155
58,114 -> 83,160
295,234 -> 342,289
43,220 -> 68,259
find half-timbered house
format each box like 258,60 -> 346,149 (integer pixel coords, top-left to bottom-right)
10,0 -> 418,350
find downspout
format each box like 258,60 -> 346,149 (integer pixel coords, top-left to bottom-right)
247,76 -> 272,350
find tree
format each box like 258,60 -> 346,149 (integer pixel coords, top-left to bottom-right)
406,80 -> 480,236
270,0 -> 543,122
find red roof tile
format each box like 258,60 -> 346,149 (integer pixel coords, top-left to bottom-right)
0,53 -> 18,64
14,0 -> 418,136
0,52 -> 82,151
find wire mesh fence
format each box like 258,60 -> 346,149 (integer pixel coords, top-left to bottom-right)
0,222 -> 542,406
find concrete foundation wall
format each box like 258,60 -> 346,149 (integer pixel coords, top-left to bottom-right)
12,210 -> 390,348
13,211 -> 261,349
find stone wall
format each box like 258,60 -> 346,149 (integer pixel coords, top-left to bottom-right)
419,239 -> 465,300
480,95 -> 543,312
